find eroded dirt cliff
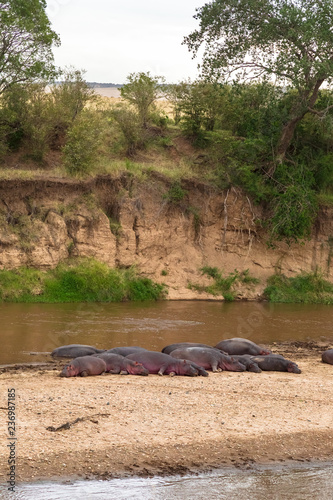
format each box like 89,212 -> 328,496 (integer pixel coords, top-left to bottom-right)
0,173 -> 332,299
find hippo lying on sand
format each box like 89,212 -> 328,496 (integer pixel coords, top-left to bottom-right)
60,356 -> 106,377
250,355 -> 301,373
52,344 -> 106,358
93,353 -> 149,375
215,338 -> 271,356
231,355 -> 262,373
322,349 -> 333,365
162,343 -> 220,355
106,346 -> 148,357
169,347 -> 245,372
126,351 -> 206,376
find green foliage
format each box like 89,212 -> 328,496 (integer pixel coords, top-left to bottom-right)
184,0 -> 333,162
268,163 -> 317,243
188,266 -> 259,301
120,72 -> 165,129
62,110 -> 105,176
163,182 -> 187,204
0,0 -> 60,94
264,272 -> 333,304
111,105 -> 146,156
0,258 -> 167,303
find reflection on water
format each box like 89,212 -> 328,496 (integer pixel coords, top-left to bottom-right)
6,462 -> 333,499
0,301 -> 333,364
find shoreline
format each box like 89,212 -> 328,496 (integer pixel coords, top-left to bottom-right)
1,342 -> 333,484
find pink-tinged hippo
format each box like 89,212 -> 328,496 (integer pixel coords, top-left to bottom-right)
93,353 -> 149,375
215,338 -> 271,356
322,349 -> 333,365
52,344 -> 106,358
126,351 -> 200,376
162,343 -> 220,355
169,347 -> 246,372
105,346 -> 148,356
250,355 -> 301,373
60,356 -> 106,377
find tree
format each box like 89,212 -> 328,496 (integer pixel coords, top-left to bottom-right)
0,0 -> 60,94
184,0 -> 333,165
120,72 -> 165,128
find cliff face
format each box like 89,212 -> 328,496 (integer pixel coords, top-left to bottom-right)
0,173 -> 332,300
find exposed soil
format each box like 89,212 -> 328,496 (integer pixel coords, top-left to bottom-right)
0,341 -> 333,484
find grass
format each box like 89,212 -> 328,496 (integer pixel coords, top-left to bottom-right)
0,258 -> 167,303
188,266 -> 259,301
263,271 -> 333,304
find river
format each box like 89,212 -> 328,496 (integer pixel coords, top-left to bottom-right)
0,301 -> 332,365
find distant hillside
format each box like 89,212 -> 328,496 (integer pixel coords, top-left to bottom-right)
87,82 -> 123,88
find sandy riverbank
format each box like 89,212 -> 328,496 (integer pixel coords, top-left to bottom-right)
0,342 -> 333,484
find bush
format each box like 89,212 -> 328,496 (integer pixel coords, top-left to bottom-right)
0,258 -> 168,303
264,272 -> 333,303
62,111 -> 104,175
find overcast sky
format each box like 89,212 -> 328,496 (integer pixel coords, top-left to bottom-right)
46,0 -> 204,84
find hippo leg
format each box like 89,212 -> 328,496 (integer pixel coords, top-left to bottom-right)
169,371 -> 176,377
120,370 -> 129,375
81,371 -> 89,377
158,363 -> 169,375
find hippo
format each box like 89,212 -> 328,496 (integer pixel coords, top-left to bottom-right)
249,355 -> 301,373
51,344 -> 106,358
105,346 -> 148,357
322,349 -> 333,365
169,347 -> 246,372
162,343 -> 220,355
93,353 -> 149,375
231,355 -> 262,373
126,351 -> 200,376
60,356 -> 106,377
215,338 -> 271,356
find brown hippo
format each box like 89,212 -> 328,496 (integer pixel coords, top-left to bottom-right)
52,344 -> 106,358
249,355 -> 301,373
126,351 -> 200,376
322,349 -> 333,365
169,347 -> 246,372
105,346 -> 148,356
60,356 -> 106,377
162,343 -> 220,355
215,338 -> 271,356
93,353 -> 149,375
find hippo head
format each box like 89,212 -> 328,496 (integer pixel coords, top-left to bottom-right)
221,356 -> 246,372
259,349 -> 271,355
127,361 -> 149,376
287,362 -> 301,374
178,360 -> 199,377
60,363 -> 77,377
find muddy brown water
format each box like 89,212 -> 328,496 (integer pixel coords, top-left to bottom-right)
0,301 -> 332,365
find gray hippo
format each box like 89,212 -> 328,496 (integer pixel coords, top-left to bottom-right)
322,349 -> 333,365
169,347 -> 246,372
93,353 -> 149,375
231,355 -> 262,373
250,355 -> 301,373
52,344 -> 106,358
126,351 -> 201,376
60,356 -> 106,377
215,338 -> 271,356
162,343 -> 220,355
106,346 -> 148,356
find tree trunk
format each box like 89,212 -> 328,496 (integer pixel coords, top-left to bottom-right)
275,114 -> 305,164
